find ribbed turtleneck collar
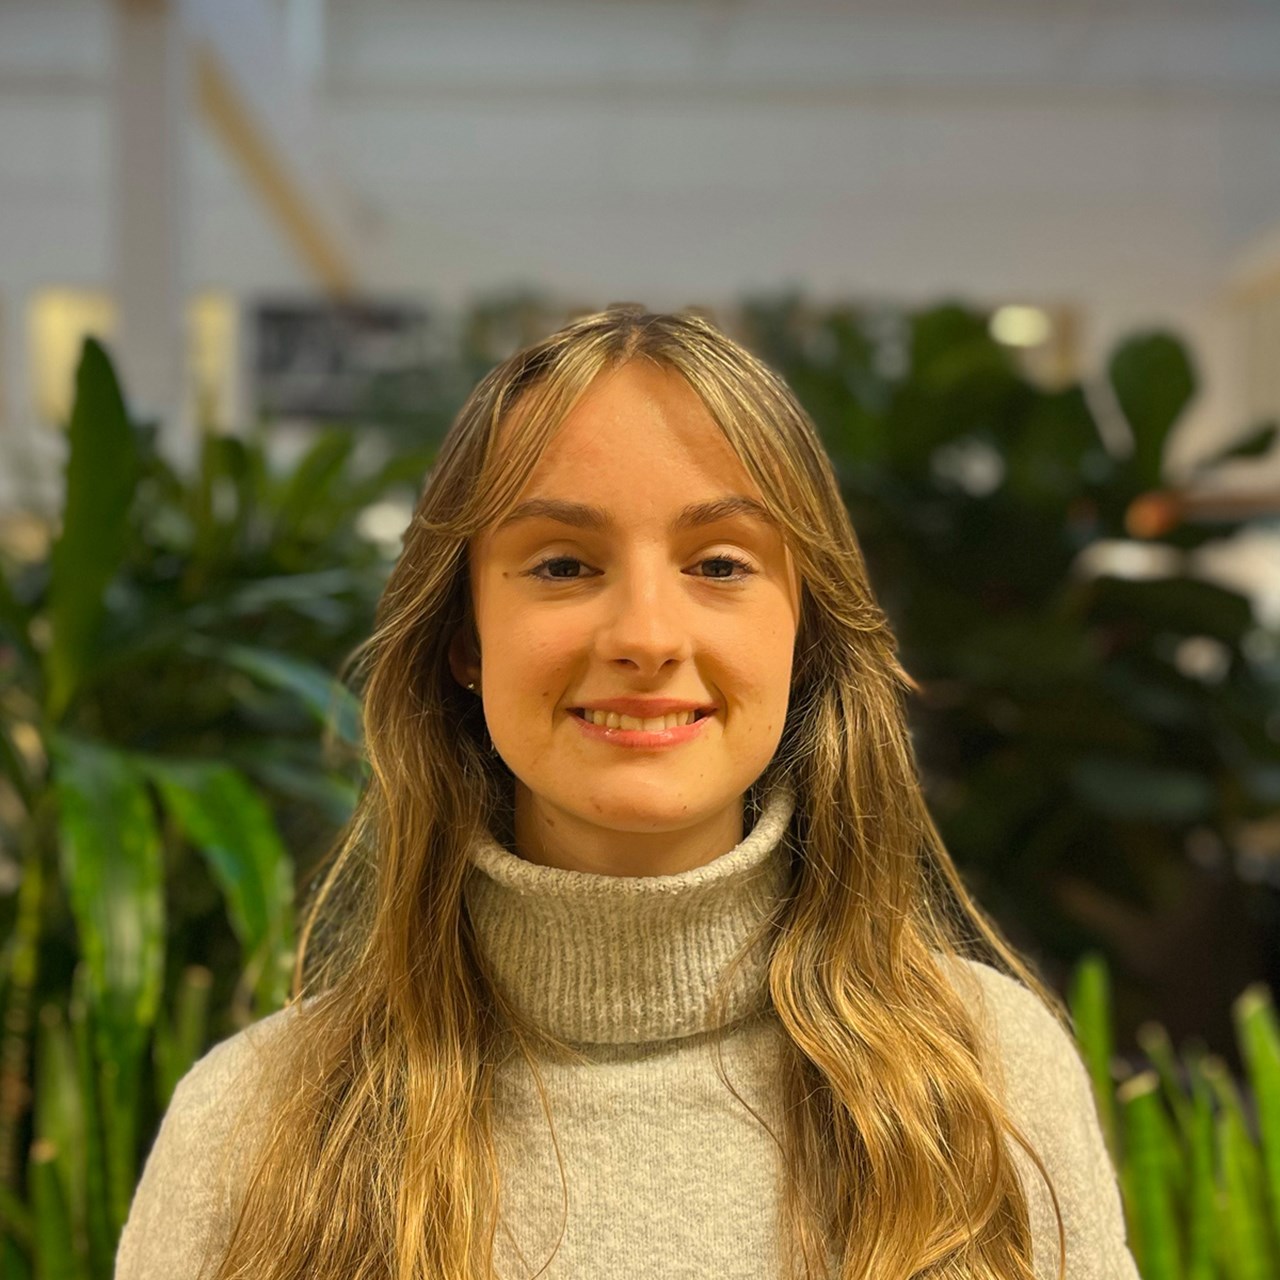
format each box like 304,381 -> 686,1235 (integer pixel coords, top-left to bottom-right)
463,779 -> 797,1047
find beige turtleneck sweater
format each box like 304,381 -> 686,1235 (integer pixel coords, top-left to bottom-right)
114,779 -> 1141,1279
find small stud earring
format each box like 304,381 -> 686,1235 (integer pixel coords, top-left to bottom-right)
466,681 -> 476,691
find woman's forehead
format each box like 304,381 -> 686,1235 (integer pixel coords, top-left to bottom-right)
508,369 -> 747,479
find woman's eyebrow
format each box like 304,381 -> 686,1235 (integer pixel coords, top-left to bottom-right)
495,494 -> 777,534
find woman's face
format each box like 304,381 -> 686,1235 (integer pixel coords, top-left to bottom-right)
454,359 -> 802,876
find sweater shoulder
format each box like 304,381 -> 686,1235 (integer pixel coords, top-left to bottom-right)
938,955 -> 1083,1098
936,954 -> 1141,1280
113,1000 -> 307,1280
176,999 -> 305,1113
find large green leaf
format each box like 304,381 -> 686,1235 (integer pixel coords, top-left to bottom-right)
1107,332 -> 1196,490
1003,385 -> 1108,509
48,730 -> 164,1233
48,733 -> 164,1043
206,641 -> 363,748
45,340 -> 139,722
140,756 -> 295,1012
181,567 -> 373,629
230,740 -> 364,823
1186,420 -> 1279,480
1087,573 -> 1256,646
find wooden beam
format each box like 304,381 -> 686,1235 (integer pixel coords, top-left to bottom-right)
193,42 -> 354,297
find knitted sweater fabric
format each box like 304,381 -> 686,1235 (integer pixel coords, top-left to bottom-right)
114,778 -> 1141,1279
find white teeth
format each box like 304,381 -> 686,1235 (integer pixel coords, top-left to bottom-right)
577,709 -> 704,730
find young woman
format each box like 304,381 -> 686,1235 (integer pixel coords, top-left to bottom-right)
115,306 -> 1140,1280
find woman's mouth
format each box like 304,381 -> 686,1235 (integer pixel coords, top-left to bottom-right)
570,707 -> 712,731
567,706 -> 716,749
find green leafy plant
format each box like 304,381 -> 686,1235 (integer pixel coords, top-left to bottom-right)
737,295 -> 1280,1016
0,338 -> 434,1276
1072,950 -> 1280,1280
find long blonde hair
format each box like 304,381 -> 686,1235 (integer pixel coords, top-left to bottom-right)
207,305 -> 1071,1280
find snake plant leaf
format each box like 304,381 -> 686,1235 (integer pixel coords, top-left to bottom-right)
139,755 -> 295,1013
1118,1071 -> 1182,1280
151,965 -> 213,1111
45,338 -> 140,723
1233,985 -> 1280,1242
29,1140 -> 80,1280
1218,1104 -> 1272,1280
0,1183 -> 33,1253
1206,1057 -> 1275,1280
1107,331 -> 1196,491
1184,1078 -> 1218,1280
33,1004 -> 86,1271
1136,1020 -> 1193,1199
1155,1092 -> 1189,1207
1117,1156 -> 1145,1279
1068,952 -> 1119,1161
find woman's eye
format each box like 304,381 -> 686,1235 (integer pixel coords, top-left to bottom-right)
523,554 -> 757,583
526,556 -> 585,581
696,558 -> 752,583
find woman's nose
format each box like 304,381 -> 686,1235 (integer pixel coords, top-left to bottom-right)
593,565 -> 696,665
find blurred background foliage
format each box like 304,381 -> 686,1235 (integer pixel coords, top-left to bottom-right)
734,294 -> 1280,1061
0,291 -> 1278,1276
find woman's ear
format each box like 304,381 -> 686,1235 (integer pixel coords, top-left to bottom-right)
447,624 -> 480,689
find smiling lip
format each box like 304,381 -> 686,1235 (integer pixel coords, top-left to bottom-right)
569,706 -> 715,749
576,701 -> 716,721
570,698 -> 714,717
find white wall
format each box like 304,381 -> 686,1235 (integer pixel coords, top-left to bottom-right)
3,0 -> 1280,491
